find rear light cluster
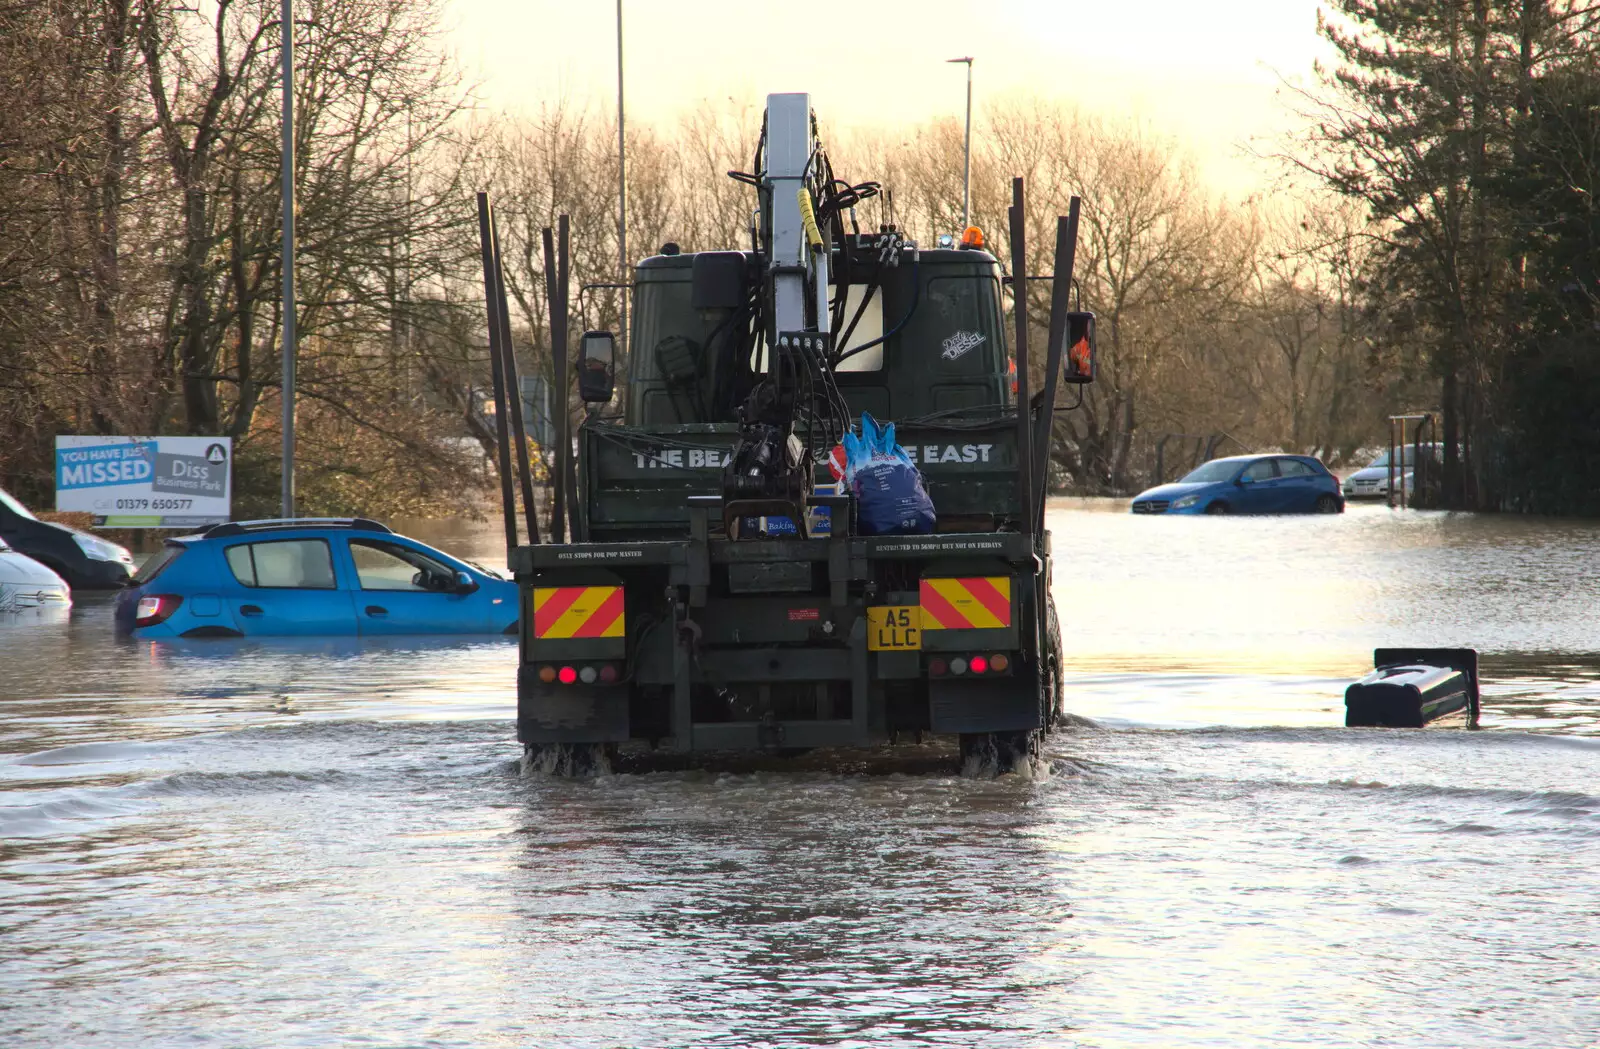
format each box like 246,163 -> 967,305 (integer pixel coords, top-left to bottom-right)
536,663 -> 621,686
134,594 -> 183,627
928,653 -> 1011,677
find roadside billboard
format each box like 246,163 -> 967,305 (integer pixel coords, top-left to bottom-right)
55,436 -> 232,528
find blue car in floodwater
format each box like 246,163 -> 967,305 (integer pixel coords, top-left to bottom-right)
114,519 -> 519,638
1130,454 -> 1345,515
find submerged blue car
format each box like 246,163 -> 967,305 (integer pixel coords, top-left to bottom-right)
114,518 -> 518,638
1130,454 -> 1344,515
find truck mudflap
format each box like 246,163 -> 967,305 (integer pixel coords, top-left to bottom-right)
517,666 -> 629,744
928,670 -> 1045,734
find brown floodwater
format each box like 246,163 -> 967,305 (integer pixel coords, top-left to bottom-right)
1,500 -> 1596,1047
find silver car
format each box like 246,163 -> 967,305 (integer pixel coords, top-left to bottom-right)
1342,445 -> 1438,500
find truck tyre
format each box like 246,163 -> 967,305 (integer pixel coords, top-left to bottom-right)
1045,596 -> 1064,730
959,730 -> 1040,777
522,742 -> 614,777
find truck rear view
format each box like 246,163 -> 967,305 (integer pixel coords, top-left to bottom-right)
506,93 -> 1092,773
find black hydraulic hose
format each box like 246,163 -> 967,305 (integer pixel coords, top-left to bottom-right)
833,255 -> 920,367
834,274 -> 880,361
829,216 -> 852,335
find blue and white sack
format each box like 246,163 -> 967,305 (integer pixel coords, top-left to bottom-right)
842,414 -> 936,536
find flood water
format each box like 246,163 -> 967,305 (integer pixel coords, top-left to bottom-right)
2,501 -> 1597,1048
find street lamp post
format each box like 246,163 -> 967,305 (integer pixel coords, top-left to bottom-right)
281,0 -> 296,518
946,56 -> 974,229
616,0 -> 627,353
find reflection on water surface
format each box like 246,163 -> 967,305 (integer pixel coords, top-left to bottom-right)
1,502 -> 1596,1047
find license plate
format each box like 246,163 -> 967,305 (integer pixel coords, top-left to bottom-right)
867,606 -> 921,651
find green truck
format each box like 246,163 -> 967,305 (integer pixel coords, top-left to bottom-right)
503,93 -> 1092,773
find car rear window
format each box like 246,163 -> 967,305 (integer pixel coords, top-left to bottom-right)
225,539 -> 336,589
133,544 -> 185,584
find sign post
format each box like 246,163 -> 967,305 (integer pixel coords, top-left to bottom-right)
55,436 -> 233,528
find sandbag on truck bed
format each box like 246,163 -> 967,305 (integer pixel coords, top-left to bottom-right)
842,414 -> 936,536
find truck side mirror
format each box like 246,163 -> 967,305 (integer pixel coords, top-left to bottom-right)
578,330 -> 616,403
1063,311 -> 1096,384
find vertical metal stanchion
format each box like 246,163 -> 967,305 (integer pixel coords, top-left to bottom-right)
1387,417 -> 1397,510
489,209 -> 540,545
543,218 -> 577,543
476,193 -> 519,559
1399,418 -> 1408,511
1008,178 -> 1035,547
558,216 -> 578,542
1033,198 -> 1080,534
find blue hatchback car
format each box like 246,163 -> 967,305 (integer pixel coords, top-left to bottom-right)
1130,454 -> 1344,515
114,518 -> 519,638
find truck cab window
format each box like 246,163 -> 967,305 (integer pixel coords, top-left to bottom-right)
834,285 -> 884,372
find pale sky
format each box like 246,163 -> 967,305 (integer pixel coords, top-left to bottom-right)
444,0 -> 1334,194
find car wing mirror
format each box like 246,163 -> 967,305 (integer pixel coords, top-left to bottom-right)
455,570 -> 479,594
1062,311 -> 1096,384
578,330 -> 616,404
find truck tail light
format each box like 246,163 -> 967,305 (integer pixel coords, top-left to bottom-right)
542,663 -> 620,686
135,595 -> 182,627
928,653 -> 1014,679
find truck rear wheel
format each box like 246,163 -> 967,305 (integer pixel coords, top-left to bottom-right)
522,742 -> 615,777
959,730 -> 1040,777
1046,596 -> 1064,729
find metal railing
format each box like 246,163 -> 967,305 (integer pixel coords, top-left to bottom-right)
1386,413 -> 1436,510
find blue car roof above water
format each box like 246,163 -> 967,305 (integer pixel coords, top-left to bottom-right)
1209,453 -> 1325,465
200,517 -> 393,539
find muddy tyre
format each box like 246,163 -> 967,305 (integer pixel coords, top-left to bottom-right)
1045,597 -> 1064,729
959,730 -> 1041,777
522,742 -> 615,777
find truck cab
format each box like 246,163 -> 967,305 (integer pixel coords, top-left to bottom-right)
576,245 -> 1025,543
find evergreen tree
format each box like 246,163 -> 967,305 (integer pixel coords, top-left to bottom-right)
1310,0 -> 1518,507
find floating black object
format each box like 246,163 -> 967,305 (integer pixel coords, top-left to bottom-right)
1345,648 -> 1480,728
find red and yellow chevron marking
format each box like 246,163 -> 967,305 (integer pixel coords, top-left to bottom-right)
918,577 -> 1012,630
532,586 -> 624,639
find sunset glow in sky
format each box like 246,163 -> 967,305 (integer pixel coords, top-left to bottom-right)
445,0 -> 1333,193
